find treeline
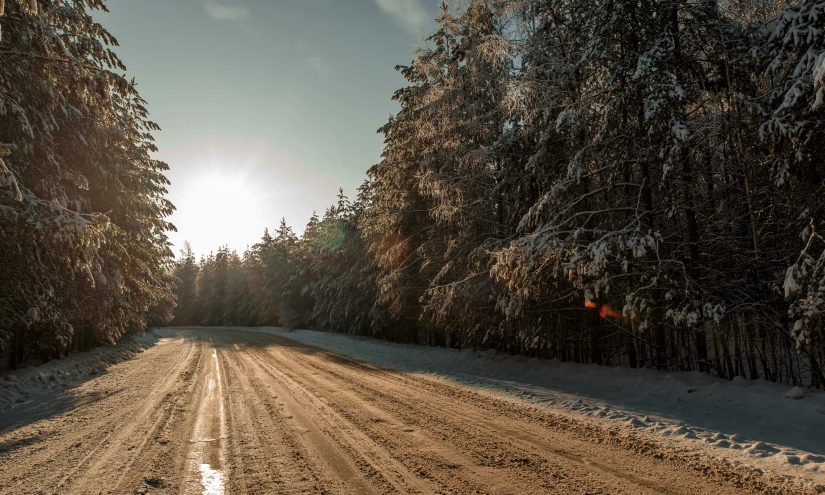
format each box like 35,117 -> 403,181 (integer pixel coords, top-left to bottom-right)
174,0 -> 825,387
0,1 -> 174,368
173,193 -> 386,334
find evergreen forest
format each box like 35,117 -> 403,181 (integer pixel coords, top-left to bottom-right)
3,0 -> 825,388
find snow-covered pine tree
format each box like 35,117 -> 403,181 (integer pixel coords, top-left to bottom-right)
764,1 -> 825,383
166,0 -> 825,387
172,242 -> 200,325
0,0 -> 174,365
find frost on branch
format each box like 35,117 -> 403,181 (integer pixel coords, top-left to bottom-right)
0,0 -> 175,361
0,156 -> 22,201
761,1 -> 825,183
785,221 -> 825,349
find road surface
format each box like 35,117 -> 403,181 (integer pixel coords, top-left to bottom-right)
0,327 -> 794,494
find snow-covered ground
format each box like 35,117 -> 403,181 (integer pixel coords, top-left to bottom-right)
0,332 -> 159,412
4,326 -> 822,486
235,326 -> 825,486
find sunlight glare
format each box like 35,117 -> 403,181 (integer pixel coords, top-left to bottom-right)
173,168 -> 265,256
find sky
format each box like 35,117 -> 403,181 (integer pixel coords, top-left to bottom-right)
97,0 -> 439,257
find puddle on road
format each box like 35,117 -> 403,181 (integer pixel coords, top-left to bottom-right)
184,341 -> 227,495
199,462 -> 225,495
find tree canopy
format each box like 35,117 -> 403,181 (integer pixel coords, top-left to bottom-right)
0,0 -> 175,366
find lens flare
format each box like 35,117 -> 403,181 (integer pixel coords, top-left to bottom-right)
599,304 -> 623,319
585,300 -> 623,319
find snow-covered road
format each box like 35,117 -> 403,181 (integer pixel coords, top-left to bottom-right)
0,327 -> 820,494
241,326 -> 825,488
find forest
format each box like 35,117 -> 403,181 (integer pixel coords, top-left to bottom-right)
3,0 -> 825,388
0,0 -> 175,368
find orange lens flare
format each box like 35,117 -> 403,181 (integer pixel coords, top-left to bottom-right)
599,304 -> 623,319
585,300 -> 623,319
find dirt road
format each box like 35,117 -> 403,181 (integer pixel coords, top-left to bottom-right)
0,328 -> 799,494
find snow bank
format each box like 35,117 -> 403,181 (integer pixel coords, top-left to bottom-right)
0,331 -> 159,412
230,326 -> 825,484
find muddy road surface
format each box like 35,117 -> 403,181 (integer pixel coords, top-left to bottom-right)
0,328 -> 796,494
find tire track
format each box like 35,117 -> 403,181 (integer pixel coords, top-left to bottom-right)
216,338 -> 326,494
0,328 -> 804,495
238,340 -> 406,494
243,338 -> 524,494
248,335 -> 619,494
228,330 -> 763,495
181,338 -> 228,495
88,336 -> 203,493
0,334 -> 200,494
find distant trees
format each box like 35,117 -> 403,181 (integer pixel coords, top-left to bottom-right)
174,0 -> 824,388
175,189 -> 386,335
0,1 -> 175,367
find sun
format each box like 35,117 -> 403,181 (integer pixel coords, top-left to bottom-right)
171,169 -> 266,256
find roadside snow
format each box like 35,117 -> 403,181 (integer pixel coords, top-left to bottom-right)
231,326 -> 825,485
786,386 -> 806,400
0,332 -> 159,412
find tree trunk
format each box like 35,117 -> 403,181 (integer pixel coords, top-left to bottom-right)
712,324 -> 724,377
696,327 -> 709,373
747,318 -> 759,379
640,162 -> 667,370
627,333 -> 638,368
9,324 -> 18,371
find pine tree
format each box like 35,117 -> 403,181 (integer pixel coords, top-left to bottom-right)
166,0 -> 825,388
0,0 -> 175,365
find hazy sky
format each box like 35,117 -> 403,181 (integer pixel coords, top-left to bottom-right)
98,0 -> 439,257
